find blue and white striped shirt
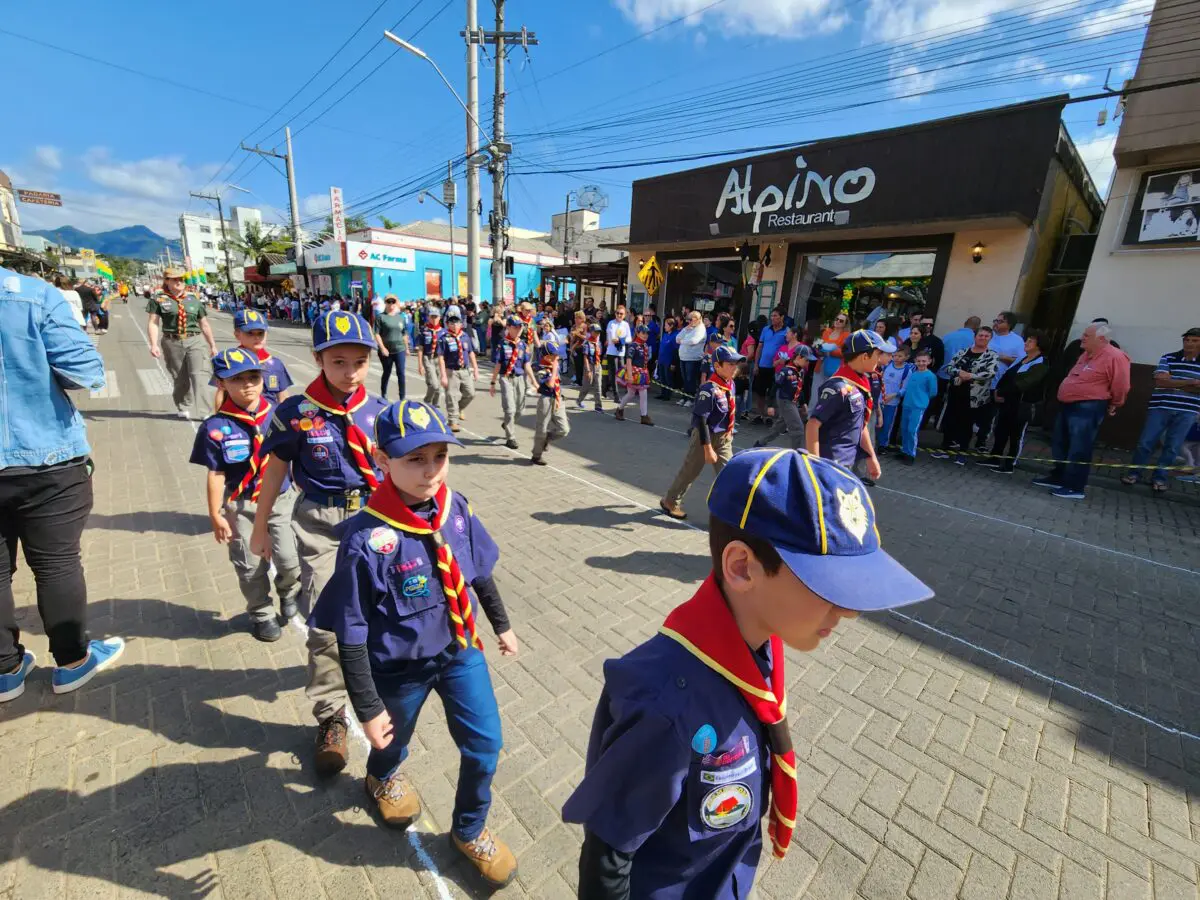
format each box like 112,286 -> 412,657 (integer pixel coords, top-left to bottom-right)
1150,350 -> 1200,414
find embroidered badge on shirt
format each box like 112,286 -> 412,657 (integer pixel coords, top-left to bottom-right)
691,724 -> 718,755
453,514 -> 467,534
838,486 -> 869,544
701,783 -> 753,829
311,445 -> 329,461
367,527 -> 398,554
268,376 -> 278,389
402,574 -> 430,598
223,441 -> 251,463
208,429 -> 225,442
700,756 -> 759,785
702,735 -> 750,767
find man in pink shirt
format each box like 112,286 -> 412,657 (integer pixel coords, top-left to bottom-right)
1032,323 -> 1130,499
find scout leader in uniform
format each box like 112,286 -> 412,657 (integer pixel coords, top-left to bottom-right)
490,315 -> 537,450
210,309 -> 295,409
190,349 -> 300,643
309,400 -> 520,887
563,448 -> 933,898
250,311 -> 388,775
146,267 -> 218,420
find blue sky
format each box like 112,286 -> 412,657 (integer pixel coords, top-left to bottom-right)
2,0 -> 1152,242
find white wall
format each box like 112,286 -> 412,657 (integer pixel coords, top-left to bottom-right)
935,226 -> 1033,336
1073,165 -> 1200,365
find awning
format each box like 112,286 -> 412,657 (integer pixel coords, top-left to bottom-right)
539,260 -> 628,286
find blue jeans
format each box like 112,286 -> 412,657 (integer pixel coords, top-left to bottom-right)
368,646 -> 503,841
680,360 -> 700,399
1049,399 -> 1109,492
900,404 -> 926,458
1130,407 -> 1197,484
656,359 -> 675,398
879,404 -> 901,447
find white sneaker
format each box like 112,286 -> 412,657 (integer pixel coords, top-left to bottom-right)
177,410 -> 191,420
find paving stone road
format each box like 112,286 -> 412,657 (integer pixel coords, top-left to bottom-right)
1,307 -> 1198,899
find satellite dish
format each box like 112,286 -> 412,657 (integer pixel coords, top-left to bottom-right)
577,185 -> 608,213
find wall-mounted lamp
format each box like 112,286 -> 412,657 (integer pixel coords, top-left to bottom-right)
972,242 -> 985,264
638,258 -> 645,267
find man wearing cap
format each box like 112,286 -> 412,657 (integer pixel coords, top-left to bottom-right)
564,448 -> 932,897
659,344 -> 743,520
147,267 -> 218,419
417,308 -> 445,408
491,316 -> 536,450
805,329 -> 891,481
1122,326 -> 1200,492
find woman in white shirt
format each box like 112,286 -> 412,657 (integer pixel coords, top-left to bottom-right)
675,310 -> 708,405
54,274 -> 86,328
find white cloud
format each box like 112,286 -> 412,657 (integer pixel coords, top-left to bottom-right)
34,146 -> 62,171
1059,73 -> 1091,89
1012,55 -> 1047,76
302,193 -> 331,219
890,63 -> 943,101
17,189 -> 187,237
864,0 -> 1084,44
612,0 -> 848,38
1075,0 -> 1152,38
1075,131 -> 1117,193
82,148 -> 218,201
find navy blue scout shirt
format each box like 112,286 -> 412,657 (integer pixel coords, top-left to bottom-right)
690,380 -> 734,440
437,330 -> 473,370
810,376 -> 868,469
497,339 -> 529,377
535,363 -> 559,398
190,398 -> 291,494
419,325 -> 443,357
562,633 -> 771,899
774,365 -> 802,404
309,492 -> 500,664
260,393 -> 388,497
209,354 -> 293,404
627,341 -> 651,371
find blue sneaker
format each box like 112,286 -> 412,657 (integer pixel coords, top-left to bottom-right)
1050,487 -> 1085,500
52,638 -> 125,695
0,651 -> 36,703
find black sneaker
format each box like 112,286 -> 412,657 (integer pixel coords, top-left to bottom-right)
280,599 -> 298,622
953,457 -> 966,466
900,454 -> 915,466
253,618 -> 282,643
861,477 -> 876,486
929,450 -> 950,460
504,439 -> 518,449
996,466 -> 1014,475
764,417 -> 774,427
975,461 -> 1000,469
752,415 -> 764,425
1031,477 -> 1061,488
531,456 -> 547,466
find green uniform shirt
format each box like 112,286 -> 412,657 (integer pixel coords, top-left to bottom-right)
147,291 -> 207,337
374,313 -> 408,352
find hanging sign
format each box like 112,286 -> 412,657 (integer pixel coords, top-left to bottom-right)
638,255 -> 664,295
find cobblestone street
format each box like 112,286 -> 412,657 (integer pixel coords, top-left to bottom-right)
2,307 -> 1198,900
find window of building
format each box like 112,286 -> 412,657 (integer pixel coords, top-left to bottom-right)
202,241 -> 214,249
204,257 -> 217,265
199,225 -> 212,234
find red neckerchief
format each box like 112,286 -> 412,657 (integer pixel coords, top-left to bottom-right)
302,376 -> 380,491
447,326 -> 467,368
364,480 -> 482,651
661,574 -> 797,859
219,396 -> 272,501
501,339 -> 522,376
585,336 -> 601,365
830,364 -> 873,416
251,347 -> 271,364
519,314 -> 535,345
540,359 -> 561,399
708,373 -> 736,430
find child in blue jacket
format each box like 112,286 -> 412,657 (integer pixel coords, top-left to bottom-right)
898,350 -> 939,464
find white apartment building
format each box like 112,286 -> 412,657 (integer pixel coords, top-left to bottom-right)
178,205 -> 264,273
0,170 -> 22,252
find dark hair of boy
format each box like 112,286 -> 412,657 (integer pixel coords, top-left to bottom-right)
709,517 -> 782,588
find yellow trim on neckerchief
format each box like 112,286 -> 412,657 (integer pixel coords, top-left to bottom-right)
364,489 -> 454,535
302,387 -> 368,417
799,453 -> 828,554
739,449 -> 789,528
659,626 -> 780,704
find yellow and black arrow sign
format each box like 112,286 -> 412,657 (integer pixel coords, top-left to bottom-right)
638,255 -> 664,296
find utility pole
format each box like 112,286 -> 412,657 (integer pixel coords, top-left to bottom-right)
241,126 -> 305,288
190,190 -> 238,299
465,0 -> 481,302
446,160 -> 458,298
479,3 -> 536,306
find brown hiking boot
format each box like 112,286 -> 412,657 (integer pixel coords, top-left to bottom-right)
365,772 -> 422,829
658,499 -> 687,520
450,423 -> 461,433
613,409 -> 625,421
452,828 -> 517,887
640,415 -> 654,426
314,708 -> 349,776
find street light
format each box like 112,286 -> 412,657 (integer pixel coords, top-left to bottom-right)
383,31 -> 494,147
418,168 -> 459,300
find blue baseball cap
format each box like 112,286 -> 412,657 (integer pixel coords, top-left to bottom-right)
312,311 -> 375,351
708,448 -> 933,612
211,347 -> 263,380
843,328 -> 896,355
374,400 -> 461,458
505,315 -> 523,327
233,309 -> 269,332
713,345 -> 745,365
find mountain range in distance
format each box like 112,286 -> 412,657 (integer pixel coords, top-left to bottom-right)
27,225 -> 182,262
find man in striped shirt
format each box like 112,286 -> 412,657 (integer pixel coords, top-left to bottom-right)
1125,327 -> 1200,491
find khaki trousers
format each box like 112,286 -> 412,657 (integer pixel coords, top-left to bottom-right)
532,395 -> 570,457
422,361 -> 443,407
445,369 -> 477,425
577,367 -> 603,409
162,334 -> 210,415
225,488 -> 300,621
665,431 -> 734,507
499,376 -> 528,441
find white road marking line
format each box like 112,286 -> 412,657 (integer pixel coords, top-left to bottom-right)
90,371 -> 120,399
286,618 -> 454,900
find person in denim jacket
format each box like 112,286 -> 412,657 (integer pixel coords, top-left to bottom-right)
0,267 -> 125,703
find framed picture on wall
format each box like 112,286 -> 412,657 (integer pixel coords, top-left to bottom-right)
1125,165 -> 1200,246
457,272 -> 468,296
424,269 -> 443,299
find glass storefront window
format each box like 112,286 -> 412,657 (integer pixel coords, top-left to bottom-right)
662,258 -> 743,319
790,251 -> 935,328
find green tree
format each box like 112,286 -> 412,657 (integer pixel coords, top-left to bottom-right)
378,215 -> 401,230
221,221 -> 283,262
318,213 -> 370,239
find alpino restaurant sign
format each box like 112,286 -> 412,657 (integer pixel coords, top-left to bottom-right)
715,155 -> 876,234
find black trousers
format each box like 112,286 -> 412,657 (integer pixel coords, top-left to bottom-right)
973,399 -> 997,449
992,400 -> 1034,469
941,387 -> 978,451
379,350 -> 407,400
0,462 -> 93,671
602,357 -> 622,400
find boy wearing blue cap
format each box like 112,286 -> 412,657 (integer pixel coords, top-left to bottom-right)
310,400 -> 520,887
755,343 -> 813,450
659,345 -> 742,520
191,348 -> 300,643
614,324 -> 655,426
250,311 -> 388,775
564,448 -> 932,897
437,314 -> 479,433
805,328 -> 893,482
531,345 -> 570,465
577,323 -> 604,412
490,316 -> 536,450
416,308 -> 444,408
211,309 -> 294,408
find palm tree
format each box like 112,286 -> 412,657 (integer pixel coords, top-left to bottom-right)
221,222 -> 290,263
378,215 -> 401,230
318,214 -> 370,239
